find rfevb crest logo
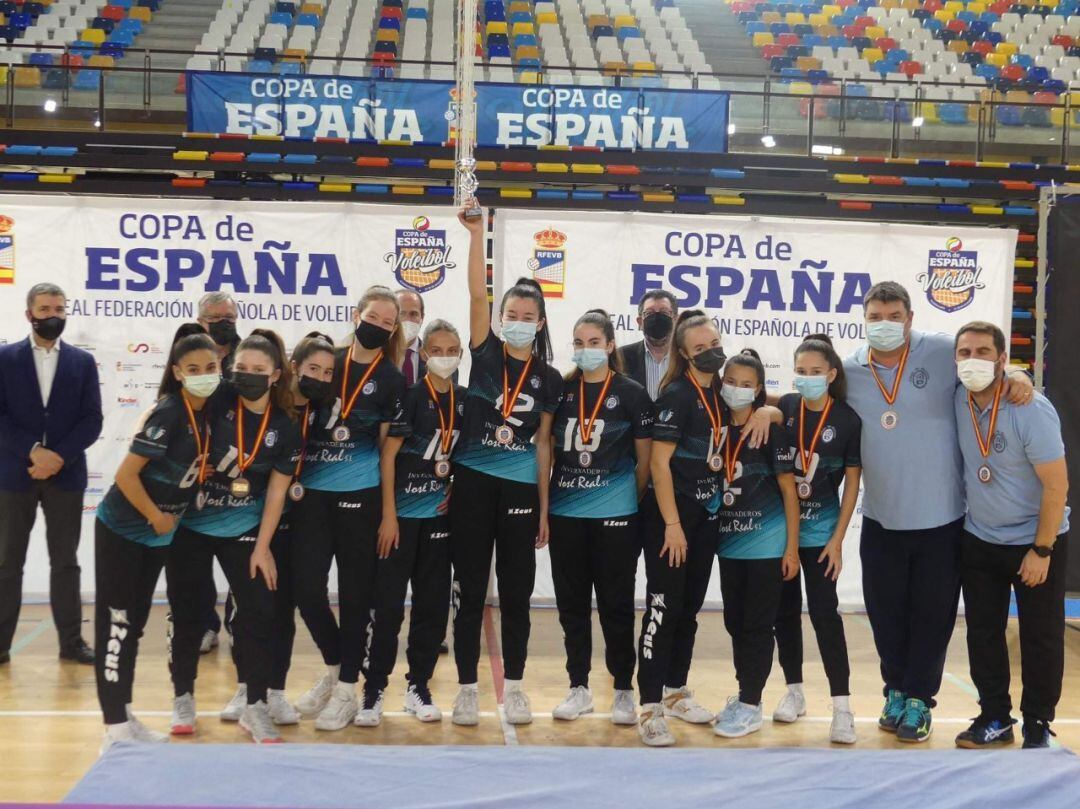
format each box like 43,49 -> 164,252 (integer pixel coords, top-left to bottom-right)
527,227 -> 568,298
0,214 -> 14,286
383,216 -> 456,294
917,237 -> 984,313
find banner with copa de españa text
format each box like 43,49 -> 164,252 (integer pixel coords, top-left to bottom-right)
0,195 -> 476,597
494,209 -> 1017,608
186,72 -> 729,153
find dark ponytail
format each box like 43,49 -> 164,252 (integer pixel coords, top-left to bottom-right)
565,308 -> 625,381
724,349 -> 768,409
660,308 -> 718,394
158,323 -> 216,399
236,328 -> 295,416
500,276 -> 552,364
794,333 -> 847,400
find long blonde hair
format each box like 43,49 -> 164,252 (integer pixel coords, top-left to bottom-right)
343,284 -> 405,366
659,309 -> 719,394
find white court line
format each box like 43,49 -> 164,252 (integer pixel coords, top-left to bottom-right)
497,706 -> 519,746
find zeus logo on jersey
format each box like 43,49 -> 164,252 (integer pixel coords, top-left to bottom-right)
103,606 -> 130,683
641,593 -> 666,660
507,507 -> 534,515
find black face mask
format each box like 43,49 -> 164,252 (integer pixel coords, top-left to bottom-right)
642,311 -> 674,341
355,319 -> 393,350
689,347 -> 727,374
31,316 -> 65,342
231,371 -> 271,401
208,320 -> 238,347
298,375 -> 333,404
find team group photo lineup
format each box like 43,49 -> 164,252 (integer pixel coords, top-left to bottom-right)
1,200 -> 1071,755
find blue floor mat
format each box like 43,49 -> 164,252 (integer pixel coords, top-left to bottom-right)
66,743 -> 1080,809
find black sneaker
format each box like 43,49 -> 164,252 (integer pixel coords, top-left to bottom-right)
955,716 -> 1016,748
896,698 -> 932,743
59,638 -> 94,665
1022,717 -> 1055,749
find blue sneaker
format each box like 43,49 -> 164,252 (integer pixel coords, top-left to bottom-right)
955,715 -> 1016,748
896,698 -> 932,743
713,696 -> 763,738
1021,718 -> 1055,749
878,689 -> 906,732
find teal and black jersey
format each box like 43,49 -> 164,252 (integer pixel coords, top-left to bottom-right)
550,373 -> 653,519
180,397 -> 302,538
717,422 -> 795,560
779,393 -> 862,549
97,394 -> 207,548
388,380 -> 466,519
653,375 -> 726,512
455,330 -> 563,484
303,348 -> 406,493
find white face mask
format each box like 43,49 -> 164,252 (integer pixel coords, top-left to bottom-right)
426,355 -> 461,379
957,358 -> 998,392
401,320 -> 421,345
866,320 -> 906,352
721,383 -> 757,410
181,373 -> 220,399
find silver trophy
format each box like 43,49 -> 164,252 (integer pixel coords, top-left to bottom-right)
455,0 -> 483,221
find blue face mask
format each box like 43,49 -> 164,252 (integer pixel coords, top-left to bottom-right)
721,383 -> 757,410
573,348 -> 609,372
501,320 -> 538,349
866,320 -> 906,352
794,374 -> 829,401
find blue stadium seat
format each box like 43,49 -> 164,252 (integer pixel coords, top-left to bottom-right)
254,47 -> 277,62
406,7 -> 427,19
100,42 -> 125,59
379,16 -> 401,30
275,1 -> 297,14
268,12 -> 293,26
72,68 -> 100,90
488,42 -> 511,58
277,61 -> 302,75
296,13 -> 319,27
28,52 -> 53,66
245,59 -> 273,72
514,33 -> 537,47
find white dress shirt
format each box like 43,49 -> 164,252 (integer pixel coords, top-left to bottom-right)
644,347 -> 670,401
31,332 -> 60,407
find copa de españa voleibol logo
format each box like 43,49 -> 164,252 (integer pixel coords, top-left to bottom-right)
918,237 -> 985,313
383,215 -> 456,294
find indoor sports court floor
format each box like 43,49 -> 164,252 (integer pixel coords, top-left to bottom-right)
2,603 -> 1080,804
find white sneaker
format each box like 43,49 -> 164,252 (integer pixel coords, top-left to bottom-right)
354,687 -> 384,727
240,700 -> 283,744
296,668 -> 338,719
267,689 -> 300,725
314,682 -> 358,731
101,721 -> 137,754
199,630 -> 219,654
830,707 -> 857,744
773,688 -> 807,724
170,693 -> 196,736
125,708 -> 168,743
404,683 -> 443,722
452,686 -> 480,726
552,686 -> 594,721
638,703 -> 676,747
220,684 -> 247,722
611,690 -> 638,726
504,689 -> 532,725
714,696 -> 764,738
662,686 -> 713,724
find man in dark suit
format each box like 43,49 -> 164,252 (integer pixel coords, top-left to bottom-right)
616,289 -> 678,401
396,288 -> 427,386
0,282 -> 102,665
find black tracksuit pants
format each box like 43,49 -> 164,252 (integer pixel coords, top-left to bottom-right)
719,555 -> 785,706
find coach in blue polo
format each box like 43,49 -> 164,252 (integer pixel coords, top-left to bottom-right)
844,281 -> 1033,743
950,321 -> 1068,751
0,282 -> 102,665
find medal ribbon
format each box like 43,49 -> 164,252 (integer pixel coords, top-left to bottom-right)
501,345 -> 534,422
723,419 -> 753,485
798,395 -> 834,480
292,403 -> 310,482
967,380 -> 1004,460
424,374 -> 456,456
340,350 -> 384,421
578,371 -> 613,447
685,371 -> 723,455
182,392 -> 210,484
868,340 -> 910,407
236,396 -> 273,476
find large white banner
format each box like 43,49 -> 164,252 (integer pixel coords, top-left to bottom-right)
495,210 -> 1017,608
0,195 -> 474,597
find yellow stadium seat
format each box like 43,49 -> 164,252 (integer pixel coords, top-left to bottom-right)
796,55 -> 821,71
632,61 -> 656,75
865,25 -> 885,39
517,70 -> 540,84
967,1 -> 986,11
129,6 -> 151,22
752,31 -> 774,47
536,11 -> 558,24
13,66 -> 39,87
515,45 -> 539,59
996,42 -> 1018,56
602,60 -> 627,75
299,3 -> 323,14
985,52 -> 1007,67
282,48 -> 308,62
376,28 -> 398,41
87,54 -> 114,68
948,39 -> 968,53
785,11 -> 806,24
508,0 -> 530,12
933,9 -> 954,21
760,10 -> 781,22
945,1 -> 964,11
821,4 -> 841,16
808,13 -> 828,26
614,14 -> 637,27
80,28 -> 106,44
511,21 -> 534,36
788,80 -> 813,95
862,46 -> 884,63
486,20 -> 508,35
588,14 -> 611,28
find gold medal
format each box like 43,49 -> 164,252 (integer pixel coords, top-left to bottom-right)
230,477 -> 251,498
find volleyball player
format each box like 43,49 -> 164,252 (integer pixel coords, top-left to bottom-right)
291,287 -> 407,731
772,336 -> 861,744
449,203 -> 562,726
358,319 -> 464,726
95,328 -> 218,750
167,330 -> 301,744
218,333 -> 337,727
548,310 -> 653,725
714,350 -> 800,739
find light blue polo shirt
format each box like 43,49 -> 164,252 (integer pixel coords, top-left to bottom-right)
955,388 -> 1069,546
844,330 -> 964,531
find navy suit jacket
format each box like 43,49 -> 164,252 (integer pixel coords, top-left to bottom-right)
0,337 -> 103,492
